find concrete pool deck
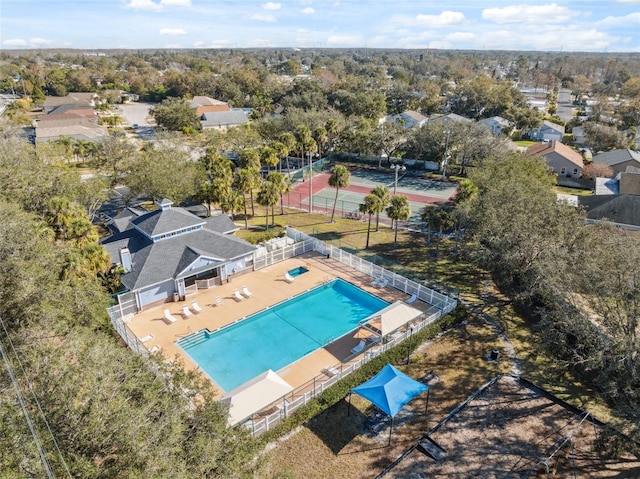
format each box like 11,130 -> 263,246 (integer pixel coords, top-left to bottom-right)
125,251 -> 431,397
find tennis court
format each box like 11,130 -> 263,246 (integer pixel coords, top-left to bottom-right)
287,168 -> 456,223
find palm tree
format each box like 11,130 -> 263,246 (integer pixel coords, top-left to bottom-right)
420,204 -> 438,245
220,190 -> 243,221
266,171 -> 291,215
359,194 -> 383,249
313,126 -> 328,160
256,180 -> 280,230
295,125 -> 317,212
328,165 -> 350,223
386,195 -> 411,244
259,145 -> 279,173
234,168 -> 260,229
279,132 -> 296,176
371,186 -> 391,231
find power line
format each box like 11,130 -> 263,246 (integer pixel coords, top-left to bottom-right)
0,316 -> 73,478
0,322 -> 55,478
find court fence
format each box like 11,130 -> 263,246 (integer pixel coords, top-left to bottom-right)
241,227 -> 458,435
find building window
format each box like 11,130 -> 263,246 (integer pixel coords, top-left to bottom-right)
573,168 -> 579,176
560,167 -> 566,175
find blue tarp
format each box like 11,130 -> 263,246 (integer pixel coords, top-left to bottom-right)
351,363 -> 428,417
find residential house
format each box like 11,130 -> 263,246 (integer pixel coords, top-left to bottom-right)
579,194 -> 640,229
42,92 -> 97,114
591,149 -> 640,176
189,96 -> 231,117
477,116 -> 512,136
429,113 -> 473,125
526,140 -> 584,178
36,93 -> 108,144
200,110 -> 249,131
188,95 -> 250,131
526,120 -> 565,142
100,199 -> 256,310
387,110 -> 428,129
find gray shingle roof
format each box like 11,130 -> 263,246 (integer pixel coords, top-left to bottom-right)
201,110 -> 249,128
132,208 -> 205,237
101,205 -> 255,291
592,149 -> 640,167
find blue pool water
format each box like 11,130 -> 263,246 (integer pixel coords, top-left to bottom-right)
178,279 -> 388,392
288,266 -> 309,277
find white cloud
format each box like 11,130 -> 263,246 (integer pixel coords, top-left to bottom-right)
247,38 -> 275,47
160,28 -> 187,35
263,2 -> 281,10
251,13 -> 277,22
301,7 -> 315,14
482,4 -> 579,24
415,11 -> 466,27
597,12 -> 640,28
123,0 -> 191,11
3,38 -> 28,46
3,37 -> 54,47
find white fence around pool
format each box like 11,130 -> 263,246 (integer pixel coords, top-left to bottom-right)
106,227 -> 458,436
239,228 -> 457,435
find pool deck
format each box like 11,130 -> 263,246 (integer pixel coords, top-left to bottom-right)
125,251 -> 431,397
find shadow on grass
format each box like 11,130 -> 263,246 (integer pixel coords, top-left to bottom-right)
306,399 -> 370,455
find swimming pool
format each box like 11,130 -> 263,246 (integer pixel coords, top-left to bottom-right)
288,266 -> 309,277
177,278 -> 388,392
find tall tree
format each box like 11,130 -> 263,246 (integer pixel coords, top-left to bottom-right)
386,195 -> 411,244
266,171 -> 291,215
328,165 -> 350,223
256,180 -> 280,230
151,97 -> 201,133
371,186 -> 391,232
359,193 -> 383,249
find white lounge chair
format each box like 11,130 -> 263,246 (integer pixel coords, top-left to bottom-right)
285,272 -> 295,283
191,301 -> 203,313
370,276 -> 381,287
181,305 -> 194,318
378,278 -> 389,288
148,344 -> 161,353
233,289 -> 245,301
241,286 -> 253,298
139,334 -> 153,343
214,296 -> 223,306
406,294 -> 418,304
163,309 -> 178,323
351,339 -> 366,355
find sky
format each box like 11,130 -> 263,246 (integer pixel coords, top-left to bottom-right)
1,1 -> 639,52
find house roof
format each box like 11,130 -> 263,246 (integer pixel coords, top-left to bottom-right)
592,149 -> 640,167
400,110 -> 427,122
579,194 -> 640,227
190,96 -> 228,107
101,205 -> 255,291
540,119 -> 565,133
132,207 -> 206,237
525,140 -> 584,169
43,93 -> 96,108
35,123 -> 109,142
429,113 -> 473,124
47,105 -> 96,116
201,110 -> 249,128
478,116 -> 511,127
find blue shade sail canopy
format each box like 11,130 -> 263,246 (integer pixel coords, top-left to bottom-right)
351,363 -> 428,417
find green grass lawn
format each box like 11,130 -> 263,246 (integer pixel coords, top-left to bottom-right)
553,185 -> 593,196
